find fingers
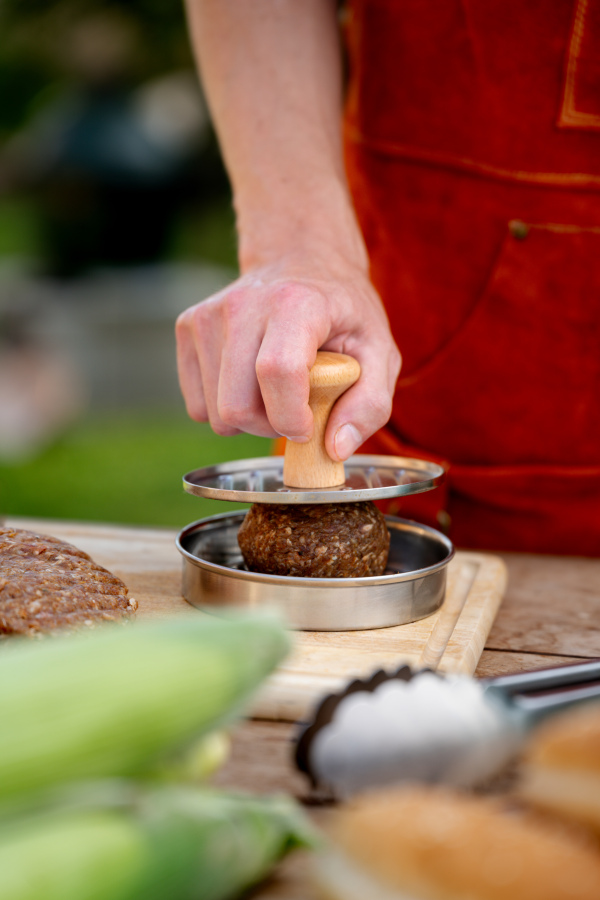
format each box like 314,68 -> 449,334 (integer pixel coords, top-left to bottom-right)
218,290 -> 280,438
175,308 -> 208,422
176,301 -> 243,437
255,286 -> 329,440
324,339 -> 402,461
176,285 -> 310,440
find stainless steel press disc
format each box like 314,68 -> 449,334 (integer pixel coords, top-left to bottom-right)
182,454 -> 445,504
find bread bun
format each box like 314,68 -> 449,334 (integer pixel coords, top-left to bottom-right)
519,702 -> 600,837
313,786 -> 600,900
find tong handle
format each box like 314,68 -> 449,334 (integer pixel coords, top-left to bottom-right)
484,659 -> 600,696
485,659 -> 600,727
514,681 -> 600,723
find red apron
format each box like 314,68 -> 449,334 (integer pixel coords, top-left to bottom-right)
343,0 -> 600,555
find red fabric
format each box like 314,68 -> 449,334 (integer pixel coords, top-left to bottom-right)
343,0 -> 600,555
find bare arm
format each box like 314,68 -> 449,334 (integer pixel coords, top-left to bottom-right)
177,0 -> 401,459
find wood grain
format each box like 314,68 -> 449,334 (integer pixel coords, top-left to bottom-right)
475,649 -> 585,678
486,552 -> 600,658
211,719 -> 308,798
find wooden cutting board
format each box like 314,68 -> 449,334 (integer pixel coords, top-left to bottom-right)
7,517 -> 508,722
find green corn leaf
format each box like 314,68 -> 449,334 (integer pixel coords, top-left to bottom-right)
0,613 -> 290,802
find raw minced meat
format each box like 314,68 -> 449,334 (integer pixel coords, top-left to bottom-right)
0,527 -> 137,636
237,502 -> 390,578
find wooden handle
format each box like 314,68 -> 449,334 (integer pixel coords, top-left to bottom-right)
283,351 -> 361,488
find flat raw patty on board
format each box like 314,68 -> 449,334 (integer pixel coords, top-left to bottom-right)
0,527 -> 137,636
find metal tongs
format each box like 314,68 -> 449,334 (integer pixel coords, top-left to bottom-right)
295,659 -> 600,797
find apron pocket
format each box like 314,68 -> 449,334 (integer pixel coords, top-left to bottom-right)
559,0 -> 600,130
395,220 -> 600,468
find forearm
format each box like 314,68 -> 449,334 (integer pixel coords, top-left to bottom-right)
178,0 -> 401,452
184,0 -> 368,272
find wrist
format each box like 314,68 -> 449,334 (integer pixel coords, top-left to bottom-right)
234,176 -> 370,276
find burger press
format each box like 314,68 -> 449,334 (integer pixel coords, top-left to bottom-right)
295,659 -> 600,796
176,352 -> 452,631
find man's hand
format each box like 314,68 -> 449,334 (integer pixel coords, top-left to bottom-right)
176,253 -> 401,461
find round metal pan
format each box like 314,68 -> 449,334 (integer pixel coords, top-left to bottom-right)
183,454 -> 445,504
176,511 -> 454,631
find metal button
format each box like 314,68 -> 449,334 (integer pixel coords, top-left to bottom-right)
509,220 -> 529,240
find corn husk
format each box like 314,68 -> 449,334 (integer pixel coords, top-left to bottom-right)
0,613 -> 289,802
0,782 -> 317,900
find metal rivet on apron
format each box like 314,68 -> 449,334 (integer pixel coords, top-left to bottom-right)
436,510 -> 451,533
509,220 -> 530,240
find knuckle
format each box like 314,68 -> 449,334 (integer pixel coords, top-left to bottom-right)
210,419 -> 238,437
175,308 -> 192,338
218,401 -> 252,430
185,398 -> 208,423
256,358 -> 305,396
255,352 -> 287,383
272,281 -> 304,304
368,391 -> 393,427
221,289 -> 246,320
191,302 -> 212,331
177,299 -> 217,336
390,347 -> 402,376
220,292 -> 250,339
271,282 -> 322,318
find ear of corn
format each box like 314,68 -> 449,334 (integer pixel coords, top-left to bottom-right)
0,784 -> 317,900
0,809 -> 151,900
136,785 -> 319,900
0,613 -> 290,803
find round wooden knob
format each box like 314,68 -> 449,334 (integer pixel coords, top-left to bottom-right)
283,351 -> 361,489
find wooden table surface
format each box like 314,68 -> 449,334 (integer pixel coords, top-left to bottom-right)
6,518 -> 600,898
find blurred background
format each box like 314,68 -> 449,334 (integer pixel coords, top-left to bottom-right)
0,0 -> 270,527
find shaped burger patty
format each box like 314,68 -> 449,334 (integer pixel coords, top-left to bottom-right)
238,501 -> 390,578
0,527 -> 137,636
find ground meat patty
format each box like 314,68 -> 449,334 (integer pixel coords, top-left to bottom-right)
0,527 -> 137,636
237,502 -> 390,578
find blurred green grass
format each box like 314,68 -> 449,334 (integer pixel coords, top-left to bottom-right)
0,195 -> 238,269
0,189 -> 248,529
170,198 -> 237,270
0,197 -> 41,258
0,412 -> 272,528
